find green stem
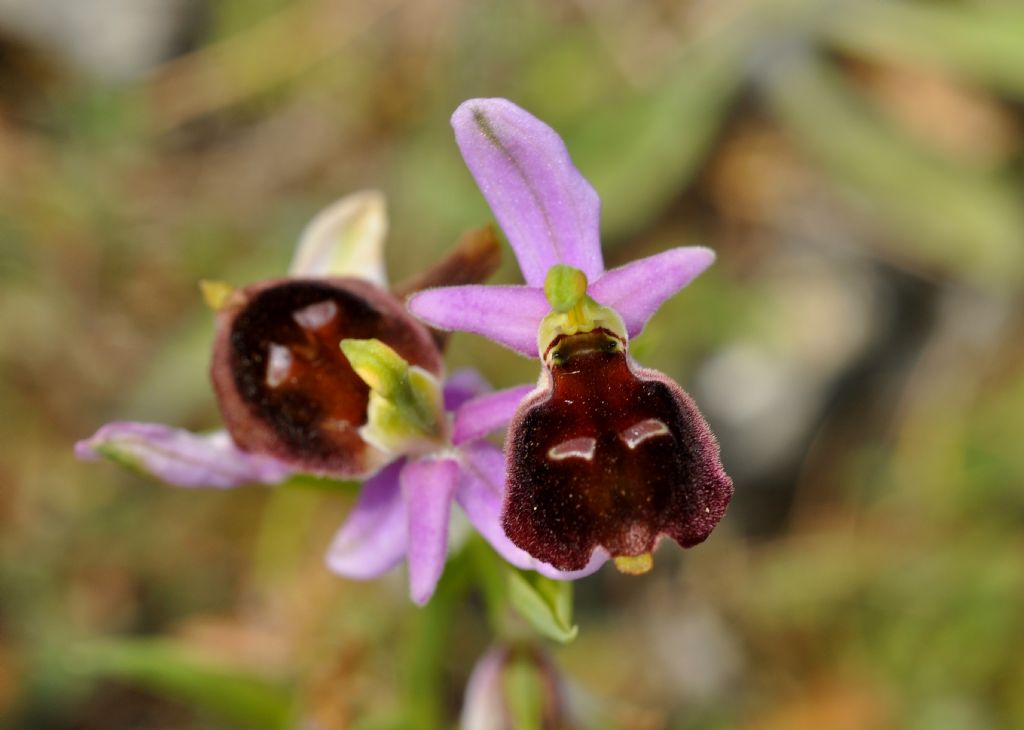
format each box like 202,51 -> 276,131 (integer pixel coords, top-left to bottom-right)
397,551 -> 470,730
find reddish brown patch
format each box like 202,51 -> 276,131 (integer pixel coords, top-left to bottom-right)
211,277 -> 442,477
504,329 -> 732,571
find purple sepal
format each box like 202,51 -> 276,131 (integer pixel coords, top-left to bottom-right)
75,422 -> 293,488
443,368 -> 492,413
589,247 -> 716,338
402,457 -> 460,605
452,384 -> 536,446
452,98 -> 603,287
408,285 -> 548,357
325,459 -> 408,579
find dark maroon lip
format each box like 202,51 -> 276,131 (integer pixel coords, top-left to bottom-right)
210,276 -> 442,478
504,332 -> 732,572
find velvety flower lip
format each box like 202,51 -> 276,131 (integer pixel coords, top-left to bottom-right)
210,275 -> 442,478
408,98 -> 715,358
325,372 -> 605,604
504,331 -> 732,571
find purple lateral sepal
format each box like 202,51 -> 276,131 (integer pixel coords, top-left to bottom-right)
589,247 -> 716,338
452,99 -> 603,287
407,285 -> 548,357
443,368 -> 492,412
452,384 -> 536,446
503,330 -> 732,571
75,422 -> 294,488
324,459 -> 408,579
402,457 -> 461,604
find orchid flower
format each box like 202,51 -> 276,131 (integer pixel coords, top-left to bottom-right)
76,191 -> 420,484
77,191 -> 592,604
409,99 -> 733,574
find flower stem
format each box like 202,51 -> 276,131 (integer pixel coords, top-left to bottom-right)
397,549 -> 470,729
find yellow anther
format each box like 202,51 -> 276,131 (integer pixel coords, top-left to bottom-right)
199,280 -> 237,311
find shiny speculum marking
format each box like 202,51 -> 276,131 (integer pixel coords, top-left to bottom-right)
212,277 -> 441,477
505,329 -> 731,571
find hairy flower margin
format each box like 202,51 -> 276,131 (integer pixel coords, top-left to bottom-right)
76,192 -> 598,604
410,98 -> 733,572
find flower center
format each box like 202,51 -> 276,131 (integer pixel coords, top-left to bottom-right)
537,265 -> 627,361
340,337 -> 448,456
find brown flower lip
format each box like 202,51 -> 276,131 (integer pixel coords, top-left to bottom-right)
210,276 -> 443,479
503,328 -> 733,572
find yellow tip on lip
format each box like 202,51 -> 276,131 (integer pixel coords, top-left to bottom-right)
613,553 -> 654,575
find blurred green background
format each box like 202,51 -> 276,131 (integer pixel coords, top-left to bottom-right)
2,0 -> 1023,728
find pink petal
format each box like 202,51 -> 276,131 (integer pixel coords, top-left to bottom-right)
408,285 -> 548,357
452,98 -> 603,287
75,422 -> 293,488
443,368 -> 493,413
324,460 -> 408,579
590,247 -> 716,338
452,384 -> 535,445
456,443 -> 536,570
402,457 -> 460,605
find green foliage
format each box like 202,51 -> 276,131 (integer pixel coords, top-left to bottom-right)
67,639 -> 294,729
502,656 -> 546,730
507,570 -> 578,645
766,57 -> 1024,286
4,0 -> 1024,726
828,1 -> 1024,98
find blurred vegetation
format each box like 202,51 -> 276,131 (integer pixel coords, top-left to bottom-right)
1,0 -> 1022,727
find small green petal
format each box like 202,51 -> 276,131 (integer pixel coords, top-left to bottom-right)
340,338 -> 447,455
